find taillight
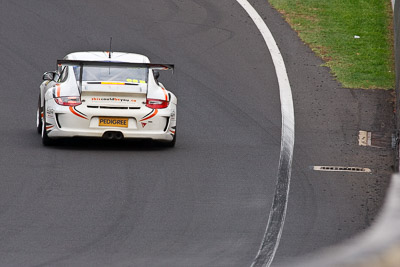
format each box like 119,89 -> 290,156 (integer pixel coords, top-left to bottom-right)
54,96 -> 82,106
146,99 -> 169,109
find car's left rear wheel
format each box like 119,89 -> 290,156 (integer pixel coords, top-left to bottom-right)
41,102 -> 56,146
37,96 -> 42,134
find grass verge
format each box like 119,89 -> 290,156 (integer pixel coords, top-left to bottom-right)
269,0 -> 395,89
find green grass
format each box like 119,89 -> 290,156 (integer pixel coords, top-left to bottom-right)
269,0 -> 395,89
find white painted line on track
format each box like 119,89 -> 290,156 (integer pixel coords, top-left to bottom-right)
234,1 -> 295,267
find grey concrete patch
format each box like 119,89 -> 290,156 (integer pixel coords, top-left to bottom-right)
292,174 -> 400,267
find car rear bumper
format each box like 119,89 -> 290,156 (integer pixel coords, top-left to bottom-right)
48,128 -> 174,141
44,100 -> 176,141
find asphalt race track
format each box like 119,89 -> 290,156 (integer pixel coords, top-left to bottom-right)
0,0 -> 394,266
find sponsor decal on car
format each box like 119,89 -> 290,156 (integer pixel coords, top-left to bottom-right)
46,107 -> 55,118
126,79 -> 146,84
170,110 -> 176,121
99,117 -> 128,128
91,97 -> 137,103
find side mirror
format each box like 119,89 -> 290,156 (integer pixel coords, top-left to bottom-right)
42,71 -> 58,81
153,70 -> 160,80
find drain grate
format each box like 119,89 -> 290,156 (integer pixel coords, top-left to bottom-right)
313,166 -> 371,173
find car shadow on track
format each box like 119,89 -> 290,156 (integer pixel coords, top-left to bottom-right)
42,137 -> 172,152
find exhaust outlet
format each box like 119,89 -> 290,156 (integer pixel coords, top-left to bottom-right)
103,131 -> 124,140
103,132 -> 114,140
114,132 -> 123,140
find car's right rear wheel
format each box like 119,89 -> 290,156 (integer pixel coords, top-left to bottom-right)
158,132 -> 176,148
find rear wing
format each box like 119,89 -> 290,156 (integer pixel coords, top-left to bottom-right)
57,60 -> 174,70
57,59 -> 174,92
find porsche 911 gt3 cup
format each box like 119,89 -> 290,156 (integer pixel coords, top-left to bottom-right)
37,51 -> 177,147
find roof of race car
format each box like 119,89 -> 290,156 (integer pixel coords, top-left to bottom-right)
64,51 -> 151,64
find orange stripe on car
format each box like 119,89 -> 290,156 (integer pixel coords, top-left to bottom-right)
46,125 -> 54,130
101,82 -> 125,85
161,87 -> 168,101
69,106 -> 88,120
140,109 -> 158,122
56,85 -> 61,97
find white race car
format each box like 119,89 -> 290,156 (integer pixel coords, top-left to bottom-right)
37,51 -> 177,147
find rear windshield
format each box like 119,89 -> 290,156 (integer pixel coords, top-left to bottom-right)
72,65 -> 148,83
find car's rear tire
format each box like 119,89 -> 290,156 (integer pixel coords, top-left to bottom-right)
41,103 -> 56,146
37,96 -> 42,134
159,132 -> 176,148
